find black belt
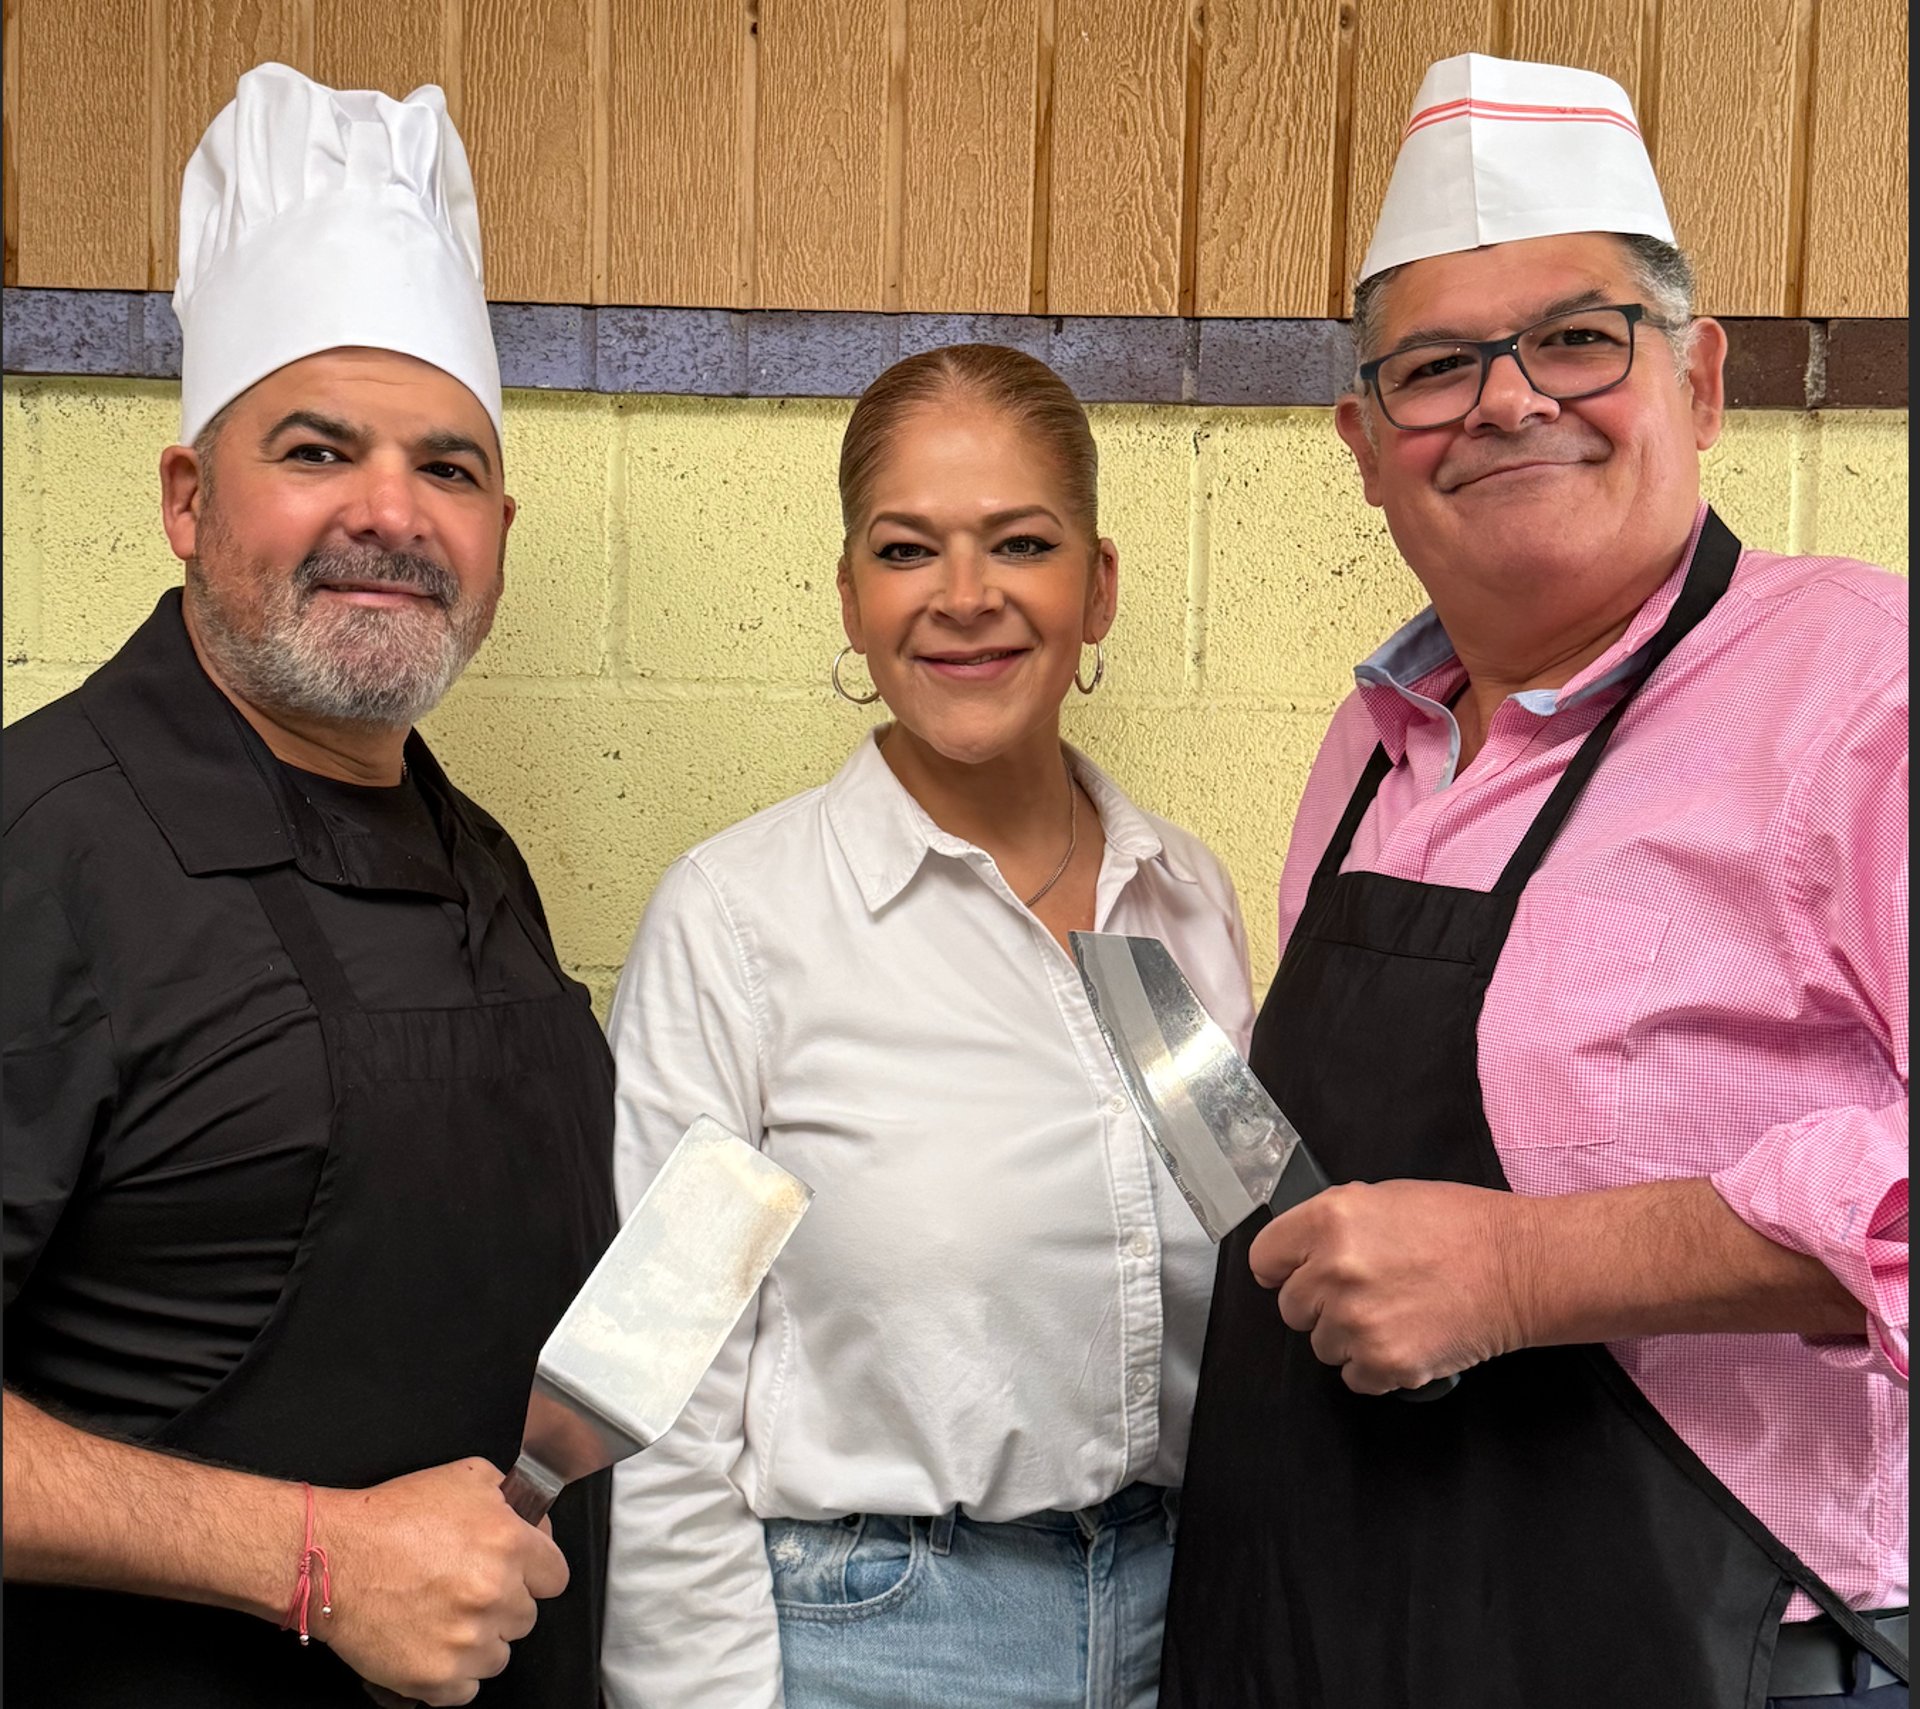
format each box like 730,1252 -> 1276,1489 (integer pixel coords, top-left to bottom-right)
1769,1610 -> 1908,1698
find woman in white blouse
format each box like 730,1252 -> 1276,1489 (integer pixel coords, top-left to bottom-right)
600,344 -> 1254,1709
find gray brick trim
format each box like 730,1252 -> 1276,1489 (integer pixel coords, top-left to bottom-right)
2,289 -> 1905,408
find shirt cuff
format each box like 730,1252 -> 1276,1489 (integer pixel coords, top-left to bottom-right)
1710,1103 -> 1909,1384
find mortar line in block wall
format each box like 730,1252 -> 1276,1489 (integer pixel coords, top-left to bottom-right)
1786,413 -> 1821,556
444,675 -> 1346,716
3,380 -> 46,661
1182,420 -> 1216,693
603,400 -> 635,679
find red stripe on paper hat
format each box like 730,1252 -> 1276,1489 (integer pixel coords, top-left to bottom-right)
1402,97 -> 1643,141
1358,53 -> 1674,283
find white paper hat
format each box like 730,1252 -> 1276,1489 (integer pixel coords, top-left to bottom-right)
173,62 -> 502,445
1359,53 -> 1674,282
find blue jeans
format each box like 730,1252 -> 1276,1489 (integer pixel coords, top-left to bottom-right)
766,1482 -> 1178,1709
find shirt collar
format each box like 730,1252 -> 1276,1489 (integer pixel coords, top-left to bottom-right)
823,727 -> 1198,914
76,588 -> 472,891
1352,501 -> 1711,761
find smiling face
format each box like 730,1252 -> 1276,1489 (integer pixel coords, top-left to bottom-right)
1336,232 -> 1726,642
162,346 -> 514,730
837,400 -> 1117,769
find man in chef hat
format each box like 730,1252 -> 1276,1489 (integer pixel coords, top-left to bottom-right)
1159,53 -> 1908,1709
2,63 -> 617,1708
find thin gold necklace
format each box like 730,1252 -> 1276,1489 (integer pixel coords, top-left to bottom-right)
1022,774 -> 1079,908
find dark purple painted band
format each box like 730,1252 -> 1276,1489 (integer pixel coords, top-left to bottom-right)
1,289 -> 1904,409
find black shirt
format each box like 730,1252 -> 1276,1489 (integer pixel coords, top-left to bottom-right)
3,591 -> 572,1437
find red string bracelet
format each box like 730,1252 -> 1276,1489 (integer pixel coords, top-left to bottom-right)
281,1482 -> 334,1646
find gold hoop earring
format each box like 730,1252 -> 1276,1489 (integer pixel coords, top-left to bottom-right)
1074,641 -> 1106,695
832,645 -> 882,706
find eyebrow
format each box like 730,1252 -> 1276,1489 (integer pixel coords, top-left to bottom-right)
1388,288 -> 1618,353
421,429 -> 494,478
260,409 -> 360,450
868,504 -> 1063,534
259,411 -> 495,479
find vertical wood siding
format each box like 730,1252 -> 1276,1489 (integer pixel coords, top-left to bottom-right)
1045,0 -> 1186,316
1799,0 -> 1908,316
4,0 -> 1905,315
1193,0 -> 1345,318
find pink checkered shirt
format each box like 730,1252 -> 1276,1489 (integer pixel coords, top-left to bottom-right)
1277,506 -> 1908,1617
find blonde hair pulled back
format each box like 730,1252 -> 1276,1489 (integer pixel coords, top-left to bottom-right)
837,344 -> 1099,541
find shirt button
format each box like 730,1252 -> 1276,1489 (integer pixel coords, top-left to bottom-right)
1129,1371 -> 1153,1398
1106,1093 -> 1128,1116
1129,1231 -> 1154,1259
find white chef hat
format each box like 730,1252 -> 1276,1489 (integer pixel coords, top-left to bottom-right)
1359,52 -> 1674,283
173,62 -> 502,446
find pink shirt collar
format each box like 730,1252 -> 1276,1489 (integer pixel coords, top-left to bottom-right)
1353,502 -> 1714,765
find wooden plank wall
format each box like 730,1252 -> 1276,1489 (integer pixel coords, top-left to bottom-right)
4,0 -> 1906,316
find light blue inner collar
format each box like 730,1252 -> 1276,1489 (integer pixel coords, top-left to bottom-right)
1355,608 -> 1654,787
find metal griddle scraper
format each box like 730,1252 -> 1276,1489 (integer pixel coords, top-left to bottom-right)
501,1114 -> 812,1521
366,1116 -> 810,1706
1070,931 -> 1455,1402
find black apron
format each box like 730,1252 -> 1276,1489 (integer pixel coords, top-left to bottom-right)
6,756 -> 617,1706
1162,512 -> 1908,1709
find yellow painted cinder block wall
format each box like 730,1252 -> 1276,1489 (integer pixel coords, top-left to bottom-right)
3,377 -> 1908,1003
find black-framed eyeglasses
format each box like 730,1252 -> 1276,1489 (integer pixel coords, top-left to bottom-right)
1358,302 -> 1671,431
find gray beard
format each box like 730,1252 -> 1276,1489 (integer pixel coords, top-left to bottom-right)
187,543 -> 495,728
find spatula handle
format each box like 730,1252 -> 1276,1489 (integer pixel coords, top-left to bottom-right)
1266,1146 -> 1460,1403
501,1455 -> 562,1525
1266,1140 -> 1332,1217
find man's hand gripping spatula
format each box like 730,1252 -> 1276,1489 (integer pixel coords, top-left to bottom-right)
364,1116 -> 811,1706
1070,932 -> 1457,1403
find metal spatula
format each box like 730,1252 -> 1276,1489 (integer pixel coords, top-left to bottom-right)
502,1114 -> 812,1520
366,1115 -> 810,1705
1071,931 -> 1456,1402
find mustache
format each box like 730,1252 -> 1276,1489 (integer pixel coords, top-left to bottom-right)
1436,428 -> 1608,491
293,547 -> 460,608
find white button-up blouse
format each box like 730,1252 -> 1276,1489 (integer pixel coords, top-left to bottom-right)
601,732 -> 1255,1708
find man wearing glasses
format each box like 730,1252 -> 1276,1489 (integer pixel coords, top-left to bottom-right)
1161,53 -> 1908,1709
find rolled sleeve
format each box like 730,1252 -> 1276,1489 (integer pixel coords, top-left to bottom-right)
1711,1101 -> 1909,1381
1716,660 -> 1910,1382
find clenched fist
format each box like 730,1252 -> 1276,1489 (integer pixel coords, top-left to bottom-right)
1248,1179 -> 1542,1395
314,1458 -> 570,1706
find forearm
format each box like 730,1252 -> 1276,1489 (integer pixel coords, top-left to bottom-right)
1507,1177 -> 1865,1348
2,1388 -> 300,1621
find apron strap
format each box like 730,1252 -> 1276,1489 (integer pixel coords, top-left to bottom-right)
1807,1599 -> 1910,1682
1491,509 -> 1743,896
1309,511 -> 1742,895
1579,1348 -> 1910,1682
1313,744 -> 1395,882
406,734 -> 578,995
247,866 -> 359,1017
